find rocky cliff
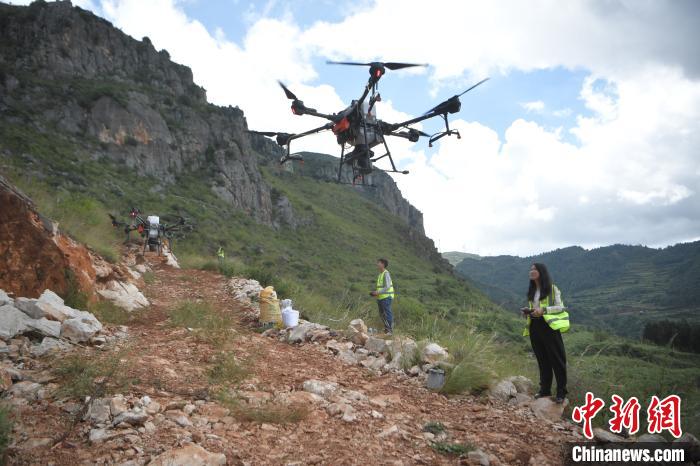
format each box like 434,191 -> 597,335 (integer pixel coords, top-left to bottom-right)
0,0 -> 435,255
0,174 -> 137,301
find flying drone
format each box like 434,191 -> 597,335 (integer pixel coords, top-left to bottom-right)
109,207 -> 189,255
249,60 -> 488,185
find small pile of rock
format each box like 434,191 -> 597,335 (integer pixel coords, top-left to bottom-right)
81,393 -> 226,464
1,288 -> 104,346
264,318 -> 451,380
227,278 -> 263,320
97,280 -> 149,312
298,378 -> 397,425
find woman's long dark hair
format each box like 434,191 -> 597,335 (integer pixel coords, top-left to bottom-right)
527,262 -> 552,301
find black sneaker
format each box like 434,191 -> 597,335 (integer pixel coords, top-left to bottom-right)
534,392 -> 551,399
554,396 -> 566,404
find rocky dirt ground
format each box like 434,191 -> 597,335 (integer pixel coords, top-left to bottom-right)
5,256 -> 582,465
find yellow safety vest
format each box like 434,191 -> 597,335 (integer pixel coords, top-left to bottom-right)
376,270 -> 394,300
217,247 -> 225,259
523,284 -> 570,336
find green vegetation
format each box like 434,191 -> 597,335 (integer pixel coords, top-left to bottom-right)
89,300 -> 133,325
142,271 -> 155,285
422,421 -> 446,435
169,301 -> 236,347
643,319 -> 700,353
430,441 -> 474,456
53,351 -> 133,400
63,269 -> 90,310
0,403 -> 12,461
207,352 -> 249,385
215,390 -> 309,424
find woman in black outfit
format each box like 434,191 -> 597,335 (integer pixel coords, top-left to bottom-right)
522,263 -> 570,403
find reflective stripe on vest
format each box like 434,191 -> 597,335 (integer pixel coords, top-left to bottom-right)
376,270 -> 394,300
523,284 -> 570,336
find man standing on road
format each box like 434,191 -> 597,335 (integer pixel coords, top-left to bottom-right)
370,258 -> 394,335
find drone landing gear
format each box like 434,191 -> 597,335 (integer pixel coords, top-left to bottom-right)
428,113 -> 461,147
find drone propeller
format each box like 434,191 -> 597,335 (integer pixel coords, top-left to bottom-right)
278,81 -> 298,100
326,60 -> 427,71
423,77 -> 490,115
247,130 -> 293,146
277,81 -> 316,115
456,77 -> 490,97
248,130 -> 279,137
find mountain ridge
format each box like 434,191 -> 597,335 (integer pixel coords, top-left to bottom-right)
447,241 -> 700,338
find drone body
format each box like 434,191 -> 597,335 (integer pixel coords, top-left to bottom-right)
109,208 -> 188,255
250,61 -> 488,185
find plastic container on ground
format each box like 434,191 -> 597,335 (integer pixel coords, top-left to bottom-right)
281,308 -> 299,328
426,368 -> 445,390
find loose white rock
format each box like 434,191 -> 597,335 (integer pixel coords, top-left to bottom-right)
421,342 -> 449,363
302,379 -> 339,398
31,337 -> 72,357
97,280 -> 149,312
0,305 -> 32,340
60,313 -> 103,342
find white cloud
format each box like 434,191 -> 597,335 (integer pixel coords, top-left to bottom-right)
394,67 -> 700,255
521,100 -> 545,113
552,108 -> 572,118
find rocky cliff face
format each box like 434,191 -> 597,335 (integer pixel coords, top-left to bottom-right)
0,174 -> 132,299
1,0 -> 432,248
1,0 -> 272,222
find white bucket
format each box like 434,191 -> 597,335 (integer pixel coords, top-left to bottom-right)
281,308 -> 299,328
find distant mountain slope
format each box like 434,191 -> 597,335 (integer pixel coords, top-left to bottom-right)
450,243 -> 700,337
442,251 -> 481,267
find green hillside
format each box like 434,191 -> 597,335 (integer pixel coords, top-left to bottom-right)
0,121 -> 513,339
449,243 -> 700,339
442,251 -> 482,267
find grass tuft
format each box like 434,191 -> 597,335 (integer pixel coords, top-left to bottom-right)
170,300 -> 236,347
423,421 -> 446,435
0,403 -> 12,460
52,351 -> 133,400
89,300 -> 132,325
207,352 -> 249,385
430,441 -> 474,456
216,390 -> 309,424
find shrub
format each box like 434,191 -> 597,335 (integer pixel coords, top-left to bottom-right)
0,403 -> 12,461
89,300 -> 131,325
53,352 -> 132,400
430,442 -> 474,456
441,360 -> 492,395
169,301 -> 236,347
216,391 -> 308,424
142,271 -> 155,284
207,352 -> 249,386
62,268 -> 89,310
423,421 -> 446,435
